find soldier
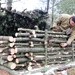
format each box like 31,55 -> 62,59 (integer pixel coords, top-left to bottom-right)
51,14 -> 75,48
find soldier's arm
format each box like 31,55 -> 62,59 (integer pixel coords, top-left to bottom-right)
60,30 -> 75,48
67,30 -> 75,45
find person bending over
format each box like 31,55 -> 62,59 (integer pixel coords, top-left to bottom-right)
51,14 -> 75,48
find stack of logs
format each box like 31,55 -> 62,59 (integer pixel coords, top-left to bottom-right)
0,28 -> 75,71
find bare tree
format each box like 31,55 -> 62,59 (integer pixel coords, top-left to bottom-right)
6,0 -> 12,10
46,0 -> 50,13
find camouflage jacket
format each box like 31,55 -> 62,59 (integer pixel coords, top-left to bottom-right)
52,14 -> 75,45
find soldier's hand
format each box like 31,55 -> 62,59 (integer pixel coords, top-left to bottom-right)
60,43 -> 68,48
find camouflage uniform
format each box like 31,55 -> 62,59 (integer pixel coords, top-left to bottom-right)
52,14 -> 75,45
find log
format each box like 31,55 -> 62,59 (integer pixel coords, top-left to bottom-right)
0,47 -> 8,53
1,55 -> 8,61
33,55 -> 45,61
13,47 -> 45,53
15,33 -> 29,37
15,58 -> 29,64
15,32 -> 67,38
48,55 -> 74,59
18,28 -> 65,34
14,37 -> 44,42
0,41 -> 8,44
13,54 -> 26,58
33,51 -> 68,55
8,43 -> 15,47
9,42 -> 44,47
49,38 -> 67,43
48,34 -> 68,38
32,54 -> 73,62
15,32 -> 45,37
7,55 -> 14,61
0,55 -> 14,62
9,48 -> 16,55
9,47 -> 72,54
3,62 -> 16,70
0,36 -> 14,42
